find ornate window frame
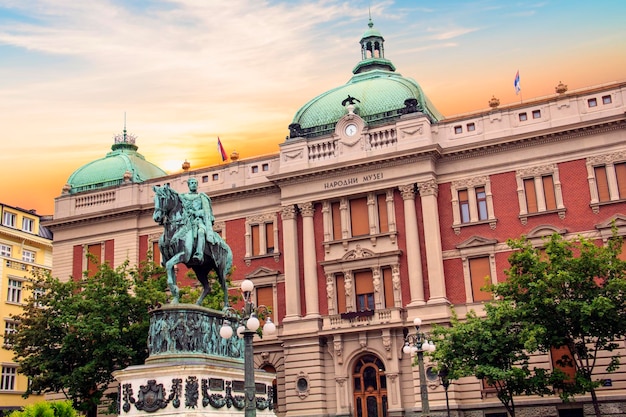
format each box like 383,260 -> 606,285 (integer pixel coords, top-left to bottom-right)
322,190 -> 397,252
322,246 -> 401,315
450,176 -> 497,234
245,213 -> 279,265
586,151 -> 626,214
457,236 -> 498,303
516,164 -> 565,224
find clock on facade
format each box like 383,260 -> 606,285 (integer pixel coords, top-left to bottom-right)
344,123 -> 358,136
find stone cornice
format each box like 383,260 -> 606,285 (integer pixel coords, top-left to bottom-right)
43,205 -> 150,230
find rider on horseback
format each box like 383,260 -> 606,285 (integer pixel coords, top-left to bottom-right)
180,177 -> 216,262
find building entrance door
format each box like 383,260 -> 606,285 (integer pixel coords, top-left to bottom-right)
352,354 -> 388,417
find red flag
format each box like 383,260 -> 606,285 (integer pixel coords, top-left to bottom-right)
217,137 -> 227,161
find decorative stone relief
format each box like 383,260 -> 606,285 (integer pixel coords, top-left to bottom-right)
295,372 -> 311,399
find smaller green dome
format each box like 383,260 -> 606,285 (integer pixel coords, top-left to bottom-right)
66,129 -> 167,194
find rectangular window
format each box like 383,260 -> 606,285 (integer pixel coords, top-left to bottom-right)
615,162 -> 626,198
212,173 -> 219,181
22,250 -> 35,263
0,244 -> 11,257
4,321 -> 17,345
262,163 -> 269,171
532,110 -> 541,119
256,286 -> 274,326
87,243 -> 102,277
469,257 -> 492,302
331,202 -> 342,240
202,175 -> 209,183
0,366 -> 16,391
3,212 -> 16,227
22,217 -> 34,233
543,175 -> 557,210
602,95 -> 612,105
336,273 -> 346,313
350,197 -> 369,237
524,178 -> 538,213
152,241 -> 161,265
551,345 -> 576,384
519,112 -> 528,121
588,98 -> 597,107
251,224 -> 260,256
377,194 -> 389,233
459,189 -> 470,223
252,166 -> 259,174
382,267 -> 394,308
594,166 -> 610,202
476,186 -> 488,220
466,122 -> 475,132
7,279 -> 22,303
265,223 -> 275,253
454,125 -> 462,134
355,271 -> 374,311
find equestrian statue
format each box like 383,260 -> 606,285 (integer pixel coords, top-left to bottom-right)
152,178 -> 233,306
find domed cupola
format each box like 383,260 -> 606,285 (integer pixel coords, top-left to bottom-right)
352,17 -> 396,74
288,19 -> 443,141
63,126 -> 167,195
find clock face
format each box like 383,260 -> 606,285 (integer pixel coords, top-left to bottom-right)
345,123 -> 358,136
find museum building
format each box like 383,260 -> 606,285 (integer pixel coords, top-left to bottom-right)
44,20 -> 626,417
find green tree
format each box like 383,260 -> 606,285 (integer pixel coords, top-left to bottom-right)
495,232 -> 626,417
5,257 -> 167,417
179,268 -> 239,308
7,400 -> 78,417
431,304 -> 550,417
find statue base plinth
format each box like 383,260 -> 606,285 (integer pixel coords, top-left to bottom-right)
113,304 -> 275,416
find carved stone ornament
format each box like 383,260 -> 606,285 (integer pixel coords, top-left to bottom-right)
418,179 -> 438,197
587,151 -> 626,165
452,176 -> 489,189
398,184 -> 416,200
299,202 -> 315,217
135,380 -> 169,412
281,205 -> 297,220
516,163 -> 557,178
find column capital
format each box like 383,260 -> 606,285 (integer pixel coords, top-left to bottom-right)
299,201 -> 315,217
281,204 -> 297,220
398,184 -> 416,200
418,179 -> 438,197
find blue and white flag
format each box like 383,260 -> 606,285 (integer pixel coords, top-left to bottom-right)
514,70 -> 521,95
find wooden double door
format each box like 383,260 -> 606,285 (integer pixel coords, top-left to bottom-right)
352,354 -> 387,417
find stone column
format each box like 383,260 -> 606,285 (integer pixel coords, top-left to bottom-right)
399,184 -> 425,306
282,204 -> 301,320
418,179 -> 448,304
300,202 -> 320,317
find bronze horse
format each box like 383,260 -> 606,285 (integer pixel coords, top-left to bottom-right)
152,184 -> 232,306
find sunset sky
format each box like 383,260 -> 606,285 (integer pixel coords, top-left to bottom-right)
1,0 -> 625,215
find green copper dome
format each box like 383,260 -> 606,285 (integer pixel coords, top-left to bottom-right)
65,129 -> 167,194
288,19 -> 443,140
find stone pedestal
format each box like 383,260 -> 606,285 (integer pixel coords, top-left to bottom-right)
114,304 -> 275,416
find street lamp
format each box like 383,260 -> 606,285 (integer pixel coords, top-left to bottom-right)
220,279 -> 276,417
403,317 -> 436,417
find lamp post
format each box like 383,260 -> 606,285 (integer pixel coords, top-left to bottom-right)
403,317 -> 436,417
220,279 -> 276,417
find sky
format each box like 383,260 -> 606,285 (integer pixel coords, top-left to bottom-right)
1,1 -> 625,215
